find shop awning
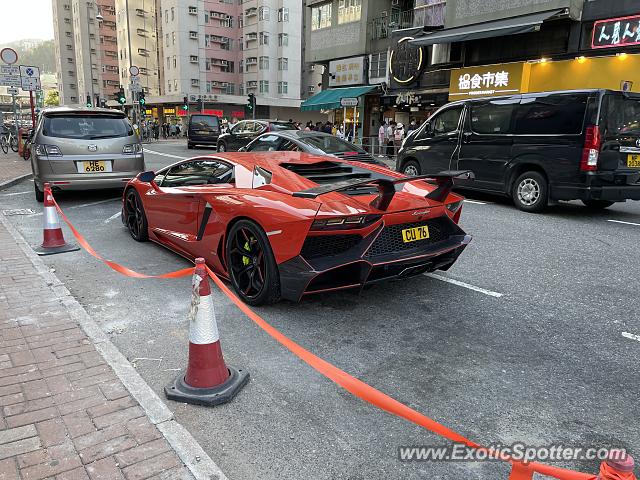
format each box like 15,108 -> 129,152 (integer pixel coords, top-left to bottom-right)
300,85 -> 378,112
409,9 -> 564,47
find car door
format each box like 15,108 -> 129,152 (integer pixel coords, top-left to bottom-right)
408,106 -> 464,174
456,98 -> 517,191
231,121 -> 258,150
226,121 -> 247,150
246,134 -> 284,151
143,161 -> 213,254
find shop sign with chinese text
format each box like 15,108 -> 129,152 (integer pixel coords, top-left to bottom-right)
329,56 -> 365,87
449,62 -> 528,99
592,15 -> 640,49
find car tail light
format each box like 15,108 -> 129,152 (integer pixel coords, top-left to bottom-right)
123,143 -> 143,154
580,125 -> 601,172
311,214 -> 382,231
35,144 -> 62,156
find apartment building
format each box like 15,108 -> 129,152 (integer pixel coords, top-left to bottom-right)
114,0 -> 161,99
52,0 -> 120,106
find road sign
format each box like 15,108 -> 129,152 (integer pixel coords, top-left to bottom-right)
7,87 -> 19,95
129,65 -> 140,76
20,65 -> 40,79
0,75 -> 21,87
19,65 -> 41,91
0,48 -> 18,65
130,83 -> 142,92
340,97 -> 359,107
1,65 -> 19,76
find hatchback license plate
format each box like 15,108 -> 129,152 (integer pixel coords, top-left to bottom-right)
78,161 -> 111,173
401,225 -> 430,243
627,154 -> 640,168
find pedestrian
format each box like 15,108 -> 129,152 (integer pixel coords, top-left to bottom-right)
228,117 -> 238,132
169,123 -> 177,138
336,124 -> 345,140
153,121 -> 159,141
304,121 -> 312,132
176,124 -> 181,137
378,122 -> 387,157
407,120 -> 417,137
394,123 -> 405,156
386,121 -> 395,157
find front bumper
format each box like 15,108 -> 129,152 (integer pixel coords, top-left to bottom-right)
551,172 -> 640,202
278,216 -> 471,302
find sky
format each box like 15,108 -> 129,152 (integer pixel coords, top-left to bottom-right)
0,0 -> 54,44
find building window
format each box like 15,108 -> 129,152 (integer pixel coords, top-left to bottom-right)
278,33 -> 288,47
278,57 -> 288,71
311,3 -> 332,30
165,9 -> 168,23
259,6 -> 269,21
222,61 -> 234,73
338,0 -> 361,24
204,12 -> 209,23
259,32 -> 269,45
308,85 -> 315,93
167,56 -> 170,70
188,6 -> 197,15
174,79 -> 178,91
224,83 -> 235,95
277,81 -> 288,94
259,56 -> 269,70
205,34 -> 210,47
165,33 -> 169,46
171,7 -> 174,21
172,32 -> 176,44
173,55 -> 177,68
191,78 -> 200,87
278,8 -> 289,22
239,83 -> 244,96
190,55 -> 198,63
222,15 -> 233,28
168,80 -> 172,92
370,51 -> 387,79
259,80 -> 269,93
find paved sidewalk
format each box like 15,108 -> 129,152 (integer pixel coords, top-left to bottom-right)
0,219 -> 218,479
0,152 -> 31,189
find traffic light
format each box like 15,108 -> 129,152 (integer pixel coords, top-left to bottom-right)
86,95 -> 92,108
183,96 -> 189,111
116,88 -> 126,105
138,90 -> 146,107
246,93 -> 256,117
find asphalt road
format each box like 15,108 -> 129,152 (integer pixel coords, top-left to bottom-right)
2,139 -> 639,479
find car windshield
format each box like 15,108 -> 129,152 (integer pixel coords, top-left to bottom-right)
269,122 -> 297,131
298,135 -> 365,154
604,96 -> 640,136
43,115 -> 133,139
191,115 -> 219,128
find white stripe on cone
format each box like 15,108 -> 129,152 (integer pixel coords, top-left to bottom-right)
189,293 -> 220,344
44,206 -> 60,229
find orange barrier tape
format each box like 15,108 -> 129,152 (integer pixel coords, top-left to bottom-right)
53,199 -> 194,279
205,265 -> 596,480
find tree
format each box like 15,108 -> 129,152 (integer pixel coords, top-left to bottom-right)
44,90 -> 60,107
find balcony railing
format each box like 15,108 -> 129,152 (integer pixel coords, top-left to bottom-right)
413,0 -> 446,28
370,3 -> 446,39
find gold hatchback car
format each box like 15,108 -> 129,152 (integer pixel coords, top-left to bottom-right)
30,107 -> 145,201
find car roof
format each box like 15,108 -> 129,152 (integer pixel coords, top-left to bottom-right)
241,119 -> 295,124
444,88 -> 611,108
42,106 -> 126,117
255,130 -> 333,140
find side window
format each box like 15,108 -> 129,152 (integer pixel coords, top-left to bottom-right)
431,107 -> 463,136
248,135 -> 282,151
514,95 -> 588,135
279,140 -> 301,151
160,160 -> 233,187
231,121 -> 246,134
470,101 -> 515,134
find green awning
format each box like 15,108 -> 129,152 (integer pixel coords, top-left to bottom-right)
300,85 -> 378,112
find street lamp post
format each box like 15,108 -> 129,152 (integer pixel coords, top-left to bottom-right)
85,2 -> 96,106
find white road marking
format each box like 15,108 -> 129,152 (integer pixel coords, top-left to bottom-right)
143,148 -> 187,160
29,198 -> 119,216
0,191 -> 30,197
622,332 -> 640,343
463,199 -> 488,205
425,272 -> 503,298
104,211 -> 121,224
607,219 -> 640,227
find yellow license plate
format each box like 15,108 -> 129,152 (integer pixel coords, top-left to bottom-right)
401,225 -> 430,243
83,161 -> 106,173
627,154 -> 640,168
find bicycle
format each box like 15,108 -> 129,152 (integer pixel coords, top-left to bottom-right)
0,125 -> 19,153
22,129 -> 33,161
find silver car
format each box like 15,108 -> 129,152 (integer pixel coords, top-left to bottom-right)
31,107 -> 144,202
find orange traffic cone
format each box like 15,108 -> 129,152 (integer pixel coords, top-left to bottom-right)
598,451 -> 636,480
34,183 -> 79,256
165,258 -> 249,406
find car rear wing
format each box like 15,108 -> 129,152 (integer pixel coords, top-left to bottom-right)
292,170 -> 474,210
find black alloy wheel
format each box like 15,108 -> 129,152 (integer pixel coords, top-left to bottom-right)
217,141 -> 227,152
226,220 -> 280,306
124,189 -> 148,241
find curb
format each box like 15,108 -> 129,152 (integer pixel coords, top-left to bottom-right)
0,213 -> 228,480
0,172 -> 32,191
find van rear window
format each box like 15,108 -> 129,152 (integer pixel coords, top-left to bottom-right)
514,95 -> 587,135
190,115 -> 219,128
43,115 -> 133,139
603,96 -> 640,136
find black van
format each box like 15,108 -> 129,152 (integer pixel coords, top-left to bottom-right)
397,89 -> 640,212
187,114 -> 220,149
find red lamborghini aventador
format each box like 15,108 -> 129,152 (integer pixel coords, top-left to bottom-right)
122,152 -> 473,305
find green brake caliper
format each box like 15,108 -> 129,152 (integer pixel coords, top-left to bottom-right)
242,240 -> 252,266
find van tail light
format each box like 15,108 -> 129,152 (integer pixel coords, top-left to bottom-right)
581,125 -> 601,172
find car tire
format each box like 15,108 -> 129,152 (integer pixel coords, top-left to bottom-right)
34,182 -> 44,203
217,142 -> 227,152
401,160 -> 421,176
187,142 -> 194,149
123,188 -> 149,242
582,200 -> 614,209
226,219 -> 281,306
512,171 -> 548,213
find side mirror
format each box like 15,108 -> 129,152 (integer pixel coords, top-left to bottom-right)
138,171 -> 156,183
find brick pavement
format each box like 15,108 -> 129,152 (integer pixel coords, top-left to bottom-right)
0,221 -> 197,479
0,152 -> 31,187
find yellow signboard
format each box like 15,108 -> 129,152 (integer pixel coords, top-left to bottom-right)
449,62 -> 530,100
